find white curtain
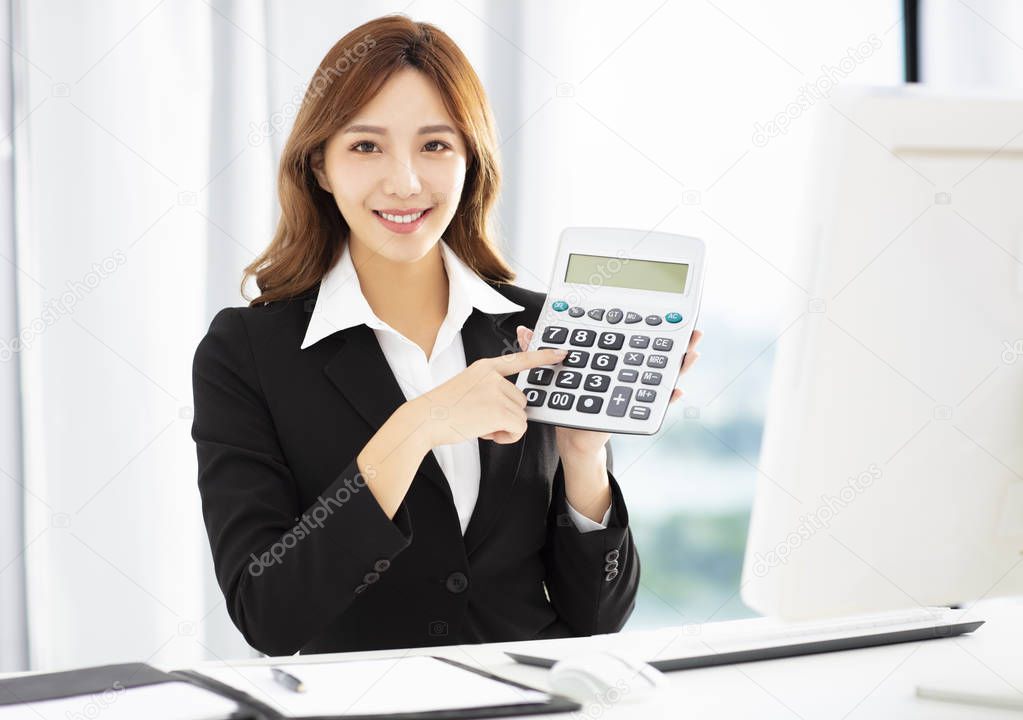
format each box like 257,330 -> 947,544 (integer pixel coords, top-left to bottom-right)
13,0 -> 271,670
0,0 -> 29,674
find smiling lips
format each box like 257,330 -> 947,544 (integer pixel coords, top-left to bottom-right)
374,208 -> 428,222
372,207 -> 433,233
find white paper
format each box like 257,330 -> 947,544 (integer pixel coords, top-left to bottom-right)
196,656 -> 550,717
0,680 -> 239,720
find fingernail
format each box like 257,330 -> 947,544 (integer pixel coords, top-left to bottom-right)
554,349 -> 568,355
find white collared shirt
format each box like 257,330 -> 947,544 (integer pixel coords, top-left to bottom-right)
301,238 -> 610,535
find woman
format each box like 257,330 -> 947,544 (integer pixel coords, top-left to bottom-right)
191,14 -> 702,656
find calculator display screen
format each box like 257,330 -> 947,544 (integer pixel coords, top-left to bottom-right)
564,254 -> 689,293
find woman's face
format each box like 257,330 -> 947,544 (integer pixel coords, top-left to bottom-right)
312,68 -> 469,263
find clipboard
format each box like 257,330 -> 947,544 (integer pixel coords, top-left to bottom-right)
0,658 -> 580,720
174,656 -> 580,719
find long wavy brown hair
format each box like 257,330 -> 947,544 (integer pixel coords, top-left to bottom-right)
242,14 -> 517,306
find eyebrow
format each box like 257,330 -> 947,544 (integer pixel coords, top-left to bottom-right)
342,123 -> 457,135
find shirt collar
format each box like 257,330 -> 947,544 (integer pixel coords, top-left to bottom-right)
300,238 -> 525,350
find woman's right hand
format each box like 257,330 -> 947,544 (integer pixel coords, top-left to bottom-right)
409,347 -> 568,448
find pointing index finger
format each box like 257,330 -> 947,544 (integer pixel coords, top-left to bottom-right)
492,347 -> 568,376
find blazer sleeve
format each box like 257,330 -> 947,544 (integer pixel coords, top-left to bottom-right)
191,308 -> 414,656
542,439 -> 640,636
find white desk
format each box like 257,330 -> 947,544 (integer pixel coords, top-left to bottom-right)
173,596 -> 1022,719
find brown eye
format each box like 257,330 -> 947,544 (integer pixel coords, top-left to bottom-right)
351,141 -> 377,153
424,140 -> 450,152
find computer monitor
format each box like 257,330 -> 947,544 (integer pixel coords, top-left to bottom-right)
741,85 -> 1023,620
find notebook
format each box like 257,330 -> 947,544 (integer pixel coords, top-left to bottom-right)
0,663 -> 242,720
0,681 -> 240,720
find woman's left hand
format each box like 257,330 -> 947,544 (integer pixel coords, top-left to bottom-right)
515,325 -> 703,458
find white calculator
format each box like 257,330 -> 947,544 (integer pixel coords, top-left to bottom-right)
516,227 -> 706,435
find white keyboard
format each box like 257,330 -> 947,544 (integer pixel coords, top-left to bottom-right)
505,606 -> 983,671
694,607 -> 960,647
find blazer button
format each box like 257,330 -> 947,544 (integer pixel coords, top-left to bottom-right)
354,583 -> 368,594
605,549 -> 620,562
364,572 -> 380,584
604,561 -> 618,572
445,571 -> 469,593
374,559 -> 391,573
605,569 -> 619,582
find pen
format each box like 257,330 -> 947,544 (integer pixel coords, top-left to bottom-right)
916,685 -> 1023,711
270,667 -> 306,693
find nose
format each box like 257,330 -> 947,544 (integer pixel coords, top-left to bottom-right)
381,152 -> 422,198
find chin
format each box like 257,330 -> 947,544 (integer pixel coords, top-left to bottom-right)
365,231 -> 439,261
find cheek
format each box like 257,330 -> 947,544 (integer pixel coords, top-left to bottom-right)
331,161 -> 375,210
428,158 -> 466,198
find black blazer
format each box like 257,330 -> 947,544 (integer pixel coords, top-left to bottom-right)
191,279 -> 640,656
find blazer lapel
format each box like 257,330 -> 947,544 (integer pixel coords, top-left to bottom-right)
322,323 -> 453,504
318,287 -> 529,556
460,307 -> 529,557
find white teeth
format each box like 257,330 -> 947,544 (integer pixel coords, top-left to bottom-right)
379,209 -> 425,224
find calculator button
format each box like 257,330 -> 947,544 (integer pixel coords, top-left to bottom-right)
547,391 -> 574,410
563,350 -> 589,368
625,312 -> 643,324
652,337 -> 673,351
623,351 -> 644,366
525,388 -> 547,406
647,355 -> 669,369
587,308 -> 605,321
618,369 -> 638,383
605,309 -> 623,324
552,300 -> 569,312
584,374 -> 611,392
636,389 -> 657,403
607,387 -> 633,417
569,328 -> 597,346
597,332 -> 625,350
527,368 -> 554,385
641,371 -> 662,385
555,371 -> 582,389
629,335 -> 650,349
591,353 -> 618,371
542,326 -> 569,344
629,406 -> 651,420
645,315 -> 662,326
665,312 -> 683,323
577,395 -> 603,414
568,306 -> 585,317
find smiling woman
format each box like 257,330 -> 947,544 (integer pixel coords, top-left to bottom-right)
310,70 -> 466,254
191,13 -> 644,657
241,17 -> 511,306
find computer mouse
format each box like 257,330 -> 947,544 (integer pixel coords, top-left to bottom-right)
549,650 -> 667,703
